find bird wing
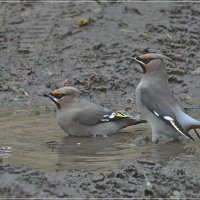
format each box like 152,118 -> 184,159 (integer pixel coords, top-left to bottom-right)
73,105 -> 129,126
139,87 -> 194,141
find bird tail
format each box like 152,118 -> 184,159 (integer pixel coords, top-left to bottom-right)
188,119 -> 200,139
116,117 -> 147,129
188,119 -> 200,130
126,118 -> 147,126
177,110 -> 200,130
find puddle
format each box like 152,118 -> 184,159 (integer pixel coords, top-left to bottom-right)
0,105 -> 200,172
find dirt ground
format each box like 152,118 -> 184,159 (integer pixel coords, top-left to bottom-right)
0,156 -> 200,198
0,1 -> 200,198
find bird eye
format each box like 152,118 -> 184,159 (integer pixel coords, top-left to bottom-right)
57,94 -> 65,99
50,92 -> 65,99
144,58 -> 153,64
146,59 -> 150,62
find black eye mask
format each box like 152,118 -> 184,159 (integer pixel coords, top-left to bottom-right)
43,93 -> 61,109
50,92 -> 66,99
131,54 -> 156,74
137,57 -> 154,64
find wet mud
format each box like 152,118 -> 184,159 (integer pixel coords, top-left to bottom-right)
0,1 -> 200,198
1,156 -> 200,198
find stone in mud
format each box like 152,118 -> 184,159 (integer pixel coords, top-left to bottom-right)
168,75 -> 183,83
192,67 -> 200,75
93,42 -> 104,50
132,136 -> 149,146
92,174 -> 105,183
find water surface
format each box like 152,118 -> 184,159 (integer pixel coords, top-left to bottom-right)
0,105 -> 200,172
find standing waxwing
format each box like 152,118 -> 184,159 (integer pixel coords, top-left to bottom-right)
132,52 -> 200,143
44,86 -> 146,137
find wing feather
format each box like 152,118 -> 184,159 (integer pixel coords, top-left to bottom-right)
73,105 -> 129,126
139,87 -> 194,141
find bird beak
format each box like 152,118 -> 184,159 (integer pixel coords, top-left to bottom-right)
43,93 -> 61,109
131,54 -> 146,73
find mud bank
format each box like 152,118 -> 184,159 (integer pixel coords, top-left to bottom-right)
1,156 -> 200,198
0,1 -> 199,109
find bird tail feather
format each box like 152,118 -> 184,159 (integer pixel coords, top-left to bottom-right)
127,118 -> 147,126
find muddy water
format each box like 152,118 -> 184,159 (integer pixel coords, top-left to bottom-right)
0,105 -> 200,172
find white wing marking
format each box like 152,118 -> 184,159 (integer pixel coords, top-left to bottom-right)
153,110 -> 159,117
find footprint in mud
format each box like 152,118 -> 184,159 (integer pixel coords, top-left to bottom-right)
130,136 -> 150,146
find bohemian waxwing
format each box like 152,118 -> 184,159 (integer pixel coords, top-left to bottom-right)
132,52 -> 200,143
44,86 -> 146,137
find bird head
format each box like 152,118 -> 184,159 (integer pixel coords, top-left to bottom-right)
131,53 -> 172,74
43,86 -> 81,109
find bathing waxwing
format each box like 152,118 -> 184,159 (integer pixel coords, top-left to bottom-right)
132,52 -> 200,143
44,86 -> 146,137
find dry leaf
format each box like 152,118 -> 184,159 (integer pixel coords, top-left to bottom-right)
76,18 -> 91,26
139,32 -> 149,38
